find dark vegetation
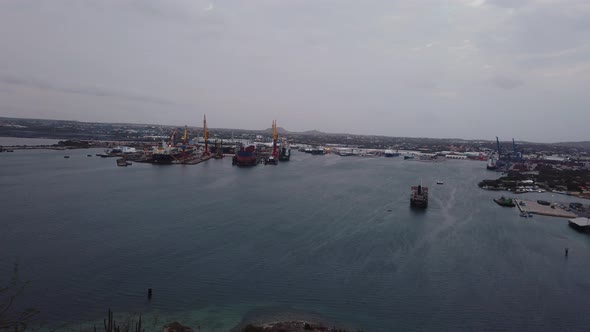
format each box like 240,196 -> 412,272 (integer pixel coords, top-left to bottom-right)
479,167 -> 590,193
0,264 -> 39,331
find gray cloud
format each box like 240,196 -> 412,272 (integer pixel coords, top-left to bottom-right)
0,75 -> 181,106
0,0 -> 589,142
490,76 -> 524,90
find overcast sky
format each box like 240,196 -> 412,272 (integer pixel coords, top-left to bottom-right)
0,0 -> 589,142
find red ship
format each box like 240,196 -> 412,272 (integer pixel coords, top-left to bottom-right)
232,145 -> 258,166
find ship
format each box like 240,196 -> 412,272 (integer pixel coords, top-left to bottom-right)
410,184 -> 428,208
486,157 -> 497,170
384,149 -> 400,157
151,152 -> 178,164
311,147 -> 326,155
493,196 -> 515,207
279,145 -> 291,161
232,145 -> 258,166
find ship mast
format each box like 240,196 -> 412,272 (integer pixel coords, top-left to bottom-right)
203,114 -> 210,156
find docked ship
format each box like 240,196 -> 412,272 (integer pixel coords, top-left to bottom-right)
150,139 -> 181,164
311,147 -> 326,155
410,184 -> 428,208
486,157 -> 498,170
152,152 -> 178,164
384,149 -> 400,157
493,196 -> 515,207
232,145 -> 258,166
279,145 -> 291,161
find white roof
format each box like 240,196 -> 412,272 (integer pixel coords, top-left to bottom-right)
569,217 -> 590,226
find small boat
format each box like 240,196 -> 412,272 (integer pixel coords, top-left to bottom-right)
64,156 -> 70,159
116,158 -> 128,167
384,149 -> 400,157
87,154 -> 92,157
436,180 -> 444,185
494,197 -> 515,207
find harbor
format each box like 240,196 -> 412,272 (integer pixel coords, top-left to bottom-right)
514,199 -> 577,218
4,145 -> 590,331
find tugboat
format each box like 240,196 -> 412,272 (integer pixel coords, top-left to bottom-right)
410,184 -> 428,208
232,145 -> 258,166
116,157 -> 129,167
493,196 -> 515,207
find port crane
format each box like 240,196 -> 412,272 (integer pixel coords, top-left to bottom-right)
202,114 -> 210,156
496,136 -> 502,157
181,125 -> 188,145
264,120 -> 279,165
512,138 -> 523,161
272,120 -> 278,159
168,129 -> 177,148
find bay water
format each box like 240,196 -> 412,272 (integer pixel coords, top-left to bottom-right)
1,146 -> 590,331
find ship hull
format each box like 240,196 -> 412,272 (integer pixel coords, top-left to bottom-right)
152,153 -> 177,164
279,148 -> 291,161
410,199 -> 428,208
410,185 -> 429,209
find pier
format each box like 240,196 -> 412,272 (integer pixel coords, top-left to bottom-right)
514,199 -> 577,218
181,155 -> 213,165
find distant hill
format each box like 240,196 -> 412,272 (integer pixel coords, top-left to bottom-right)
263,126 -> 290,135
553,141 -> 590,150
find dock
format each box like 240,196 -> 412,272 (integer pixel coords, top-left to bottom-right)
514,199 -> 577,218
181,155 -> 213,165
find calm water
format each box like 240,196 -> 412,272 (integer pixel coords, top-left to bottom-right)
2,148 -> 590,331
0,136 -> 60,146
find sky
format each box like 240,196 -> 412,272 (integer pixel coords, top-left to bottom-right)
0,0 -> 589,142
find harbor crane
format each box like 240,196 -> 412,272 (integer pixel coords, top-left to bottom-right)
168,129 -> 177,148
202,114 -> 210,156
272,120 -> 279,159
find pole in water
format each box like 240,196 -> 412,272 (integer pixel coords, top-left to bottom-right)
148,288 -> 152,299
565,248 -> 569,257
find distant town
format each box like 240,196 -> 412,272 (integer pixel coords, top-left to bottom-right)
2,116 -> 590,205
2,116 -> 590,154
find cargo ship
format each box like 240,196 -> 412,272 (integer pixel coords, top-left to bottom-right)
232,145 -> 258,166
410,184 -> 428,208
